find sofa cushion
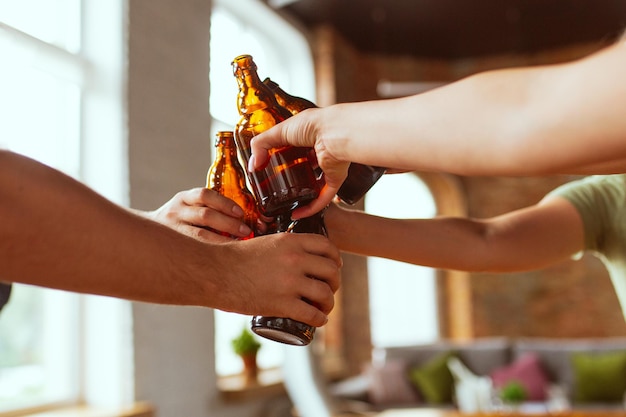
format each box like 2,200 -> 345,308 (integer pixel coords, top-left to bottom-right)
379,337 -> 510,377
571,350 -> 626,403
512,337 -> 626,400
408,351 -> 456,404
366,359 -> 420,406
490,353 -> 549,401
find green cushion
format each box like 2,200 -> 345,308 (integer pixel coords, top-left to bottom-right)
571,350 -> 626,403
408,351 -> 455,404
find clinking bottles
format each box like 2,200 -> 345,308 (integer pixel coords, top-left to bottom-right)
232,55 -> 320,217
232,55 -> 321,346
264,77 -> 387,205
206,131 -> 258,240
251,209 -> 328,346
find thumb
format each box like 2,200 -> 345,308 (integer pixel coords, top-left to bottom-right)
248,125 -> 285,171
249,110 -> 320,171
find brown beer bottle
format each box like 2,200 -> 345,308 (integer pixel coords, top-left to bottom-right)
232,55 -> 320,217
263,77 -> 316,114
337,164 -> 387,205
250,209 -> 328,346
206,131 -> 258,240
263,77 -> 322,180
264,77 -> 387,205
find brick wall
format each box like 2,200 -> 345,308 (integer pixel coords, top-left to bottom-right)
461,175 -> 626,337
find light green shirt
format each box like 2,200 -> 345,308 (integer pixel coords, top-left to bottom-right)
548,174 -> 626,320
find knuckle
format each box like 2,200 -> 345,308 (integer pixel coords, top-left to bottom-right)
197,187 -> 215,201
197,206 -> 215,221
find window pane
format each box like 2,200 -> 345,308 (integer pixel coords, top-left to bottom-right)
0,286 -> 79,411
0,60 -> 81,178
0,0 -> 81,52
365,174 -> 439,347
209,6 -> 289,128
0,4 -> 84,411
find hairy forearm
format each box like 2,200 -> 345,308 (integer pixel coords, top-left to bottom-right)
0,151 -> 219,306
0,151 -> 342,327
323,42 -> 626,176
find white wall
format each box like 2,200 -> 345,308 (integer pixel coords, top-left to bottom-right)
126,1 -> 289,416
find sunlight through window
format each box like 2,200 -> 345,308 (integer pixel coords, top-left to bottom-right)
365,173 -> 440,347
0,1 -> 127,412
210,0 -> 315,377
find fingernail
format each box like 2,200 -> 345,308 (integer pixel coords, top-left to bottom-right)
239,224 -> 252,236
247,155 -> 256,172
232,205 -> 244,217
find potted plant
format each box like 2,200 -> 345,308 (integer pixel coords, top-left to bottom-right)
231,327 -> 261,383
499,380 -> 527,410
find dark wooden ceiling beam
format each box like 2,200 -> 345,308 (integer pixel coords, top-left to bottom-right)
273,0 -> 626,58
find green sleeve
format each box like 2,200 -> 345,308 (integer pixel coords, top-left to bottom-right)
546,175 -> 626,253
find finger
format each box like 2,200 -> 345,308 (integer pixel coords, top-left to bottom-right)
300,277 -> 336,315
308,257 -> 342,294
180,224 -> 235,244
191,188 -> 245,219
289,299 -> 329,328
308,233 -> 343,268
191,206 -> 253,238
249,126 -> 285,171
249,110 -> 320,170
297,235 -> 342,292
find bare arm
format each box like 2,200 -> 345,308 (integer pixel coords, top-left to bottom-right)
250,40 -> 626,218
0,150 -> 341,326
324,196 -> 584,273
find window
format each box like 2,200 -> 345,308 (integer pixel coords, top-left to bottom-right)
0,1 -> 129,413
210,0 -> 315,377
365,173 -> 440,347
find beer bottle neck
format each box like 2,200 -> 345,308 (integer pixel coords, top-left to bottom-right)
236,71 -> 273,114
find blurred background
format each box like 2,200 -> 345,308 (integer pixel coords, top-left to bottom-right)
1,1 -> 625,417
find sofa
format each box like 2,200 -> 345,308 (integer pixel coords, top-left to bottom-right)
329,337 -> 626,413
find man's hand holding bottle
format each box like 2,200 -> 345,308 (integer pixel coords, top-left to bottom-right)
145,186 -> 342,328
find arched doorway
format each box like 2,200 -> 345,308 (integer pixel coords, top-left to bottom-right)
365,172 -> 439,346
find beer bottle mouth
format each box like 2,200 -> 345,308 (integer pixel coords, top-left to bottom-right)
232,54 -> 256,70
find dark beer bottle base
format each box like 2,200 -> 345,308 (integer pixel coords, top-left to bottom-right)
251,316 -> 315,346
257,188 -> 318,217
337,163 -> 386,205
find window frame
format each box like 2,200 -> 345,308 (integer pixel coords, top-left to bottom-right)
0,0 -> 131,415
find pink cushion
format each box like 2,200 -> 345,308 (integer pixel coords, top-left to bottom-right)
490,353 -> 549,401
366,359 -> 420,406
